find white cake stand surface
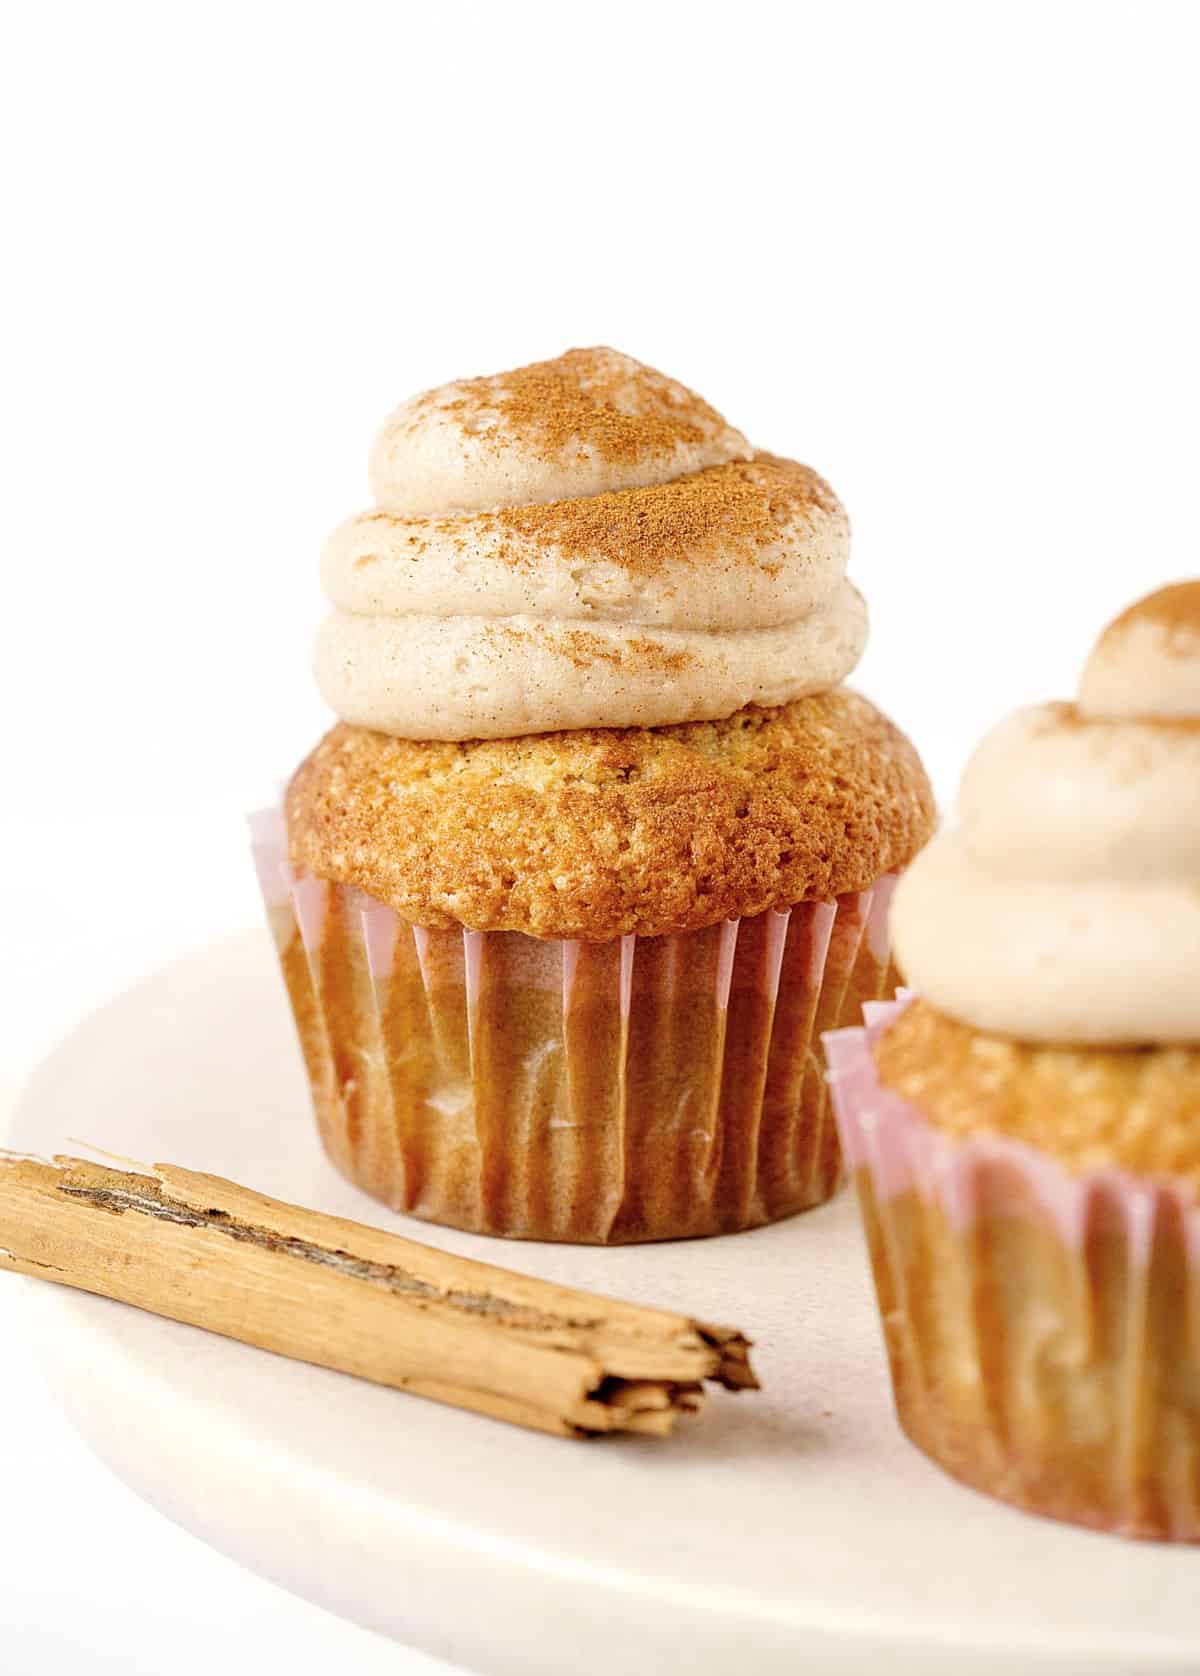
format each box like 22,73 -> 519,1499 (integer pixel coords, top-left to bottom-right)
8,931 -> 1199,1676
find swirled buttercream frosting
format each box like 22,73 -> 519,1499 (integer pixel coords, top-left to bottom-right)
891,583 -> 1200,1044
314,348 -> 866,739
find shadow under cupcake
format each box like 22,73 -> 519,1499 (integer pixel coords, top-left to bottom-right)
255,348 -> 934,1243
827,582 -> 1200,1540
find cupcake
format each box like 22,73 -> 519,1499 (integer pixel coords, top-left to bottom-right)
255,348 -> 934,1243
826,582 -> 1200,1539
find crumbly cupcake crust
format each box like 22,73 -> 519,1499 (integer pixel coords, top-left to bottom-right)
876,1000 -> 1200,1187
286,690 -> 935,940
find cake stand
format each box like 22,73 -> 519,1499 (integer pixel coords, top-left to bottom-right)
7,931 -> 1199,1675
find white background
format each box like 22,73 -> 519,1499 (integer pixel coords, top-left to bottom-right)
2,1 -> 1197,1669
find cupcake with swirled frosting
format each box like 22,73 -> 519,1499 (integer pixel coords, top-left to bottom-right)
826,582 -> 1200,1539
255,348 -> 934,1242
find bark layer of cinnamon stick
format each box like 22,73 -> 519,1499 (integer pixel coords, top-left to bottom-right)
0,1153 -> 757,1438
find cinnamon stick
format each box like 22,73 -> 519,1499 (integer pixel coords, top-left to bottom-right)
0,1152 -> 757,1438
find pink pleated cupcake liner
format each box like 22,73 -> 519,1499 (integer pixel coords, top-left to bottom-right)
826,996 -> 1200,1259
252,807 -> 900,1242
824,997 -> 1200,1541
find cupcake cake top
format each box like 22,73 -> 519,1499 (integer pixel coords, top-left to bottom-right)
315,348 -> 866,740
891,582 -> 1200,1045
287,692 -> 934,939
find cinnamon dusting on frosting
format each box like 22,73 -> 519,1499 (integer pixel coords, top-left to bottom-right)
1079,578 -> 1200,722
1043,700 -> 1200,735
1101,581 -> 1200,656
426,347 -> 739,472
323,348 -> 866,738
563,630 -> 694,674
495,623 -> 696,674
465,455 -> 841,578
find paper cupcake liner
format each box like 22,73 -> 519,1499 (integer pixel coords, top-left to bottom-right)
251,808 -> 900,1242
825,997 -> 1200,1542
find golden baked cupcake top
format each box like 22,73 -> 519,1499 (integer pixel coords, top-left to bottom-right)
890,581 -> 1200,1047
876,1001 -> 1200,1188
314,347 -> 866,740
287,691 -> 935,940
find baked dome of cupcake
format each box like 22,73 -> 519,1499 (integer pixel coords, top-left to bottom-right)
873,1001 -> 1200,1185
288,691 -> 932,939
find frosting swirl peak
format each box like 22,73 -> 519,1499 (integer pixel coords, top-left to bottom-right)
315,349 -> 867,740
891,582 -> 1200,1045
369,346 -> 753,516
1079,580 -> 1200,720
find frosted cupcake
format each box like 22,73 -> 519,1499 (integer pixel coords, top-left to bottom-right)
827,582 -> 1200,1539
255,348 -> 934,1242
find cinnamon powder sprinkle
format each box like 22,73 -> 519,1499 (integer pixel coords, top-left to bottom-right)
460,454 -> 844,578
1102,580 -> 1200,656
431,347 -> 740,469
499,624 -> 697,674
1035,701 -> 1200,735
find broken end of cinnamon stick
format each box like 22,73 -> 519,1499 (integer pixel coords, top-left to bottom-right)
697,1325 -> 760,1393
